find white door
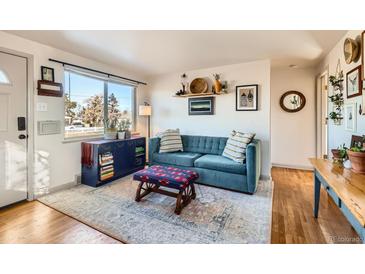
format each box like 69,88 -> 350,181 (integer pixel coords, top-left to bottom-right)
0,51 -> 28,207
320,74 -> 328,158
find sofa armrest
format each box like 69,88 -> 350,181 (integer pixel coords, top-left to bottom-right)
148,137 -> 160,164
246,140 -> 261,193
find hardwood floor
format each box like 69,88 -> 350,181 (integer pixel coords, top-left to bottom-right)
0,167 -> 361,244
0,201 -> 121,244
271,167 -> 360,244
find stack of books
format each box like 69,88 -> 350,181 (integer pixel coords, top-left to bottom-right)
135,146 -> 145,156
99,152 -> 114,181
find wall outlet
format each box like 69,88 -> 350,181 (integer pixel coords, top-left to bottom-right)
37,102 -> 48,112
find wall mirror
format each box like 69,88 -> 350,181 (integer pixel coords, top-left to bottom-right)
280,90 -> 306,113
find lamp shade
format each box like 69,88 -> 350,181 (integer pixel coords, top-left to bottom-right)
139,105 -> 152,116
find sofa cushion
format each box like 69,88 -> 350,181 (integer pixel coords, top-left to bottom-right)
159,129 -> 184,153
181,135 -> 227,155
222,131 -> 255,163
153,152 -> 202,167
194,154 -> 247,175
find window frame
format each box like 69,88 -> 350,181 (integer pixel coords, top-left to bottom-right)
63,68 -> 137,141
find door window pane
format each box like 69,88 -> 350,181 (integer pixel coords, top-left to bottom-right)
0,69 -> 11,85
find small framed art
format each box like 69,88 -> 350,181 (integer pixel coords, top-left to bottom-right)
236,84 -> 258,111
346,65 -> 362,98
344,103 -> 357,132
41,66 -> 55,82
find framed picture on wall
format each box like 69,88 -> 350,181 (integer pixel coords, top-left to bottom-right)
235,84 -> 258,111
188,96 -> 214,115
346,65 -> 362,98
41,66 -> 55,82
344,103 -> 357,132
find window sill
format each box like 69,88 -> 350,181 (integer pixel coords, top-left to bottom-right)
62,135 -> 104,144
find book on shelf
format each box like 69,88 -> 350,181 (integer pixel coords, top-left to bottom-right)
99,152 -> 114,166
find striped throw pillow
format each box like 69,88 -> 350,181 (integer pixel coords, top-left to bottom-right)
222,130 -> 255,163
159,129 -> 184,153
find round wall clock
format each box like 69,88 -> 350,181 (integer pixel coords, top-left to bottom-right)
344,37 -> 360,64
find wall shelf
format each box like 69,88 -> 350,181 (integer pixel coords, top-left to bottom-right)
173,92 -> 227,98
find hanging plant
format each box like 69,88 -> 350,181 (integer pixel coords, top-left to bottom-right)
328,59 -> 344,125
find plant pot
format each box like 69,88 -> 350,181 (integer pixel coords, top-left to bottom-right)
118,131 -> 126,140
214,80 -> 222,94
331,149 -> 343,163
333,118 -> 343,125
104,131 -> 117,140
125,130 -> 131,139
347,150 -> 365,174
331,149 -> 340,159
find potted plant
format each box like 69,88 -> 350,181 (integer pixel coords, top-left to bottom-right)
329,111 -> 343,125
328,69 -> 344,125
103,118 -> 118,140
331,144 -> 347,163
347,139 -> 365,173
117,118 -> 131,140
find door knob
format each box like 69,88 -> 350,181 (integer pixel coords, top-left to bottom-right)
18,134 -> 28,140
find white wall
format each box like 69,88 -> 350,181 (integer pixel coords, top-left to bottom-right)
147,60 -> 271,177
0,31 -> 148,195
271,68 -> 316,169
318,30 -> 365,151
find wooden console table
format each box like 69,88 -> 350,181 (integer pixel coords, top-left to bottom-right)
310,158 -> 365,243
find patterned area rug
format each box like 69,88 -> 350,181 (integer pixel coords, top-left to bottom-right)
38,176 -> 273,244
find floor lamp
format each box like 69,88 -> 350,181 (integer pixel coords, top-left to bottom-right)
139,103 -> 152,163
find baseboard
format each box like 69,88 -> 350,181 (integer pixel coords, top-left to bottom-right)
34,181 -> 78,199
260,175 -> 272,181
271,163 -> 314,171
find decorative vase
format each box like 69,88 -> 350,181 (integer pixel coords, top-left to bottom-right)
343,159 -> 352,169
125,130 -> 131,139
214,80 -> 222,94
104,131 -> 117,140
347,150 -> 365,174
118,131 -> 126,140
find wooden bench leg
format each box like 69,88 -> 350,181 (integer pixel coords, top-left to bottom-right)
135,181 -> 159,202
175,191 -> 183,215
191,183 -> 196,200
135,181 -> 144,202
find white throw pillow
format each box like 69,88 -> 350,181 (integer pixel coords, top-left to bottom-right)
222,130 -> 255,163
159,129 -> 184,153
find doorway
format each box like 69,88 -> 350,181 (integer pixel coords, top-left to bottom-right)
316,70 -> 329,159
0,50 -> 32,207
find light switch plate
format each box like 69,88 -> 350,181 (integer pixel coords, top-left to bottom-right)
37,102 -> 48,112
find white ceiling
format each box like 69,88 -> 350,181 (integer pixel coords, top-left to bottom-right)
8,30 -> 347,76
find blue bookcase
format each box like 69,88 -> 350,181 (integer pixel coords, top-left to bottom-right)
81,137 -> 146,187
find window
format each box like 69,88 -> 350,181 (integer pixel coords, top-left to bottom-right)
0,69 -> 11,85
64,70 -> 135,139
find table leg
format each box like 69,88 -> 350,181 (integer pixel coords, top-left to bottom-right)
314,172 -> 321,218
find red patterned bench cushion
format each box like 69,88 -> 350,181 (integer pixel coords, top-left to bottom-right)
133,165 -> 199,190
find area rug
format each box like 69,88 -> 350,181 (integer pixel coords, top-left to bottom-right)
38,176 -> 273,244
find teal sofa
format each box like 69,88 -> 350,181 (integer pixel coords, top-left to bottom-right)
148,135 -> 261,194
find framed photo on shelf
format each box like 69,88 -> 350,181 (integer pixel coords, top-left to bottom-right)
344,103 -> 357,132
346,65 -> 362,98
236,84 -> 258,111
351,135 -> 365,148
41,66 -> 55,82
